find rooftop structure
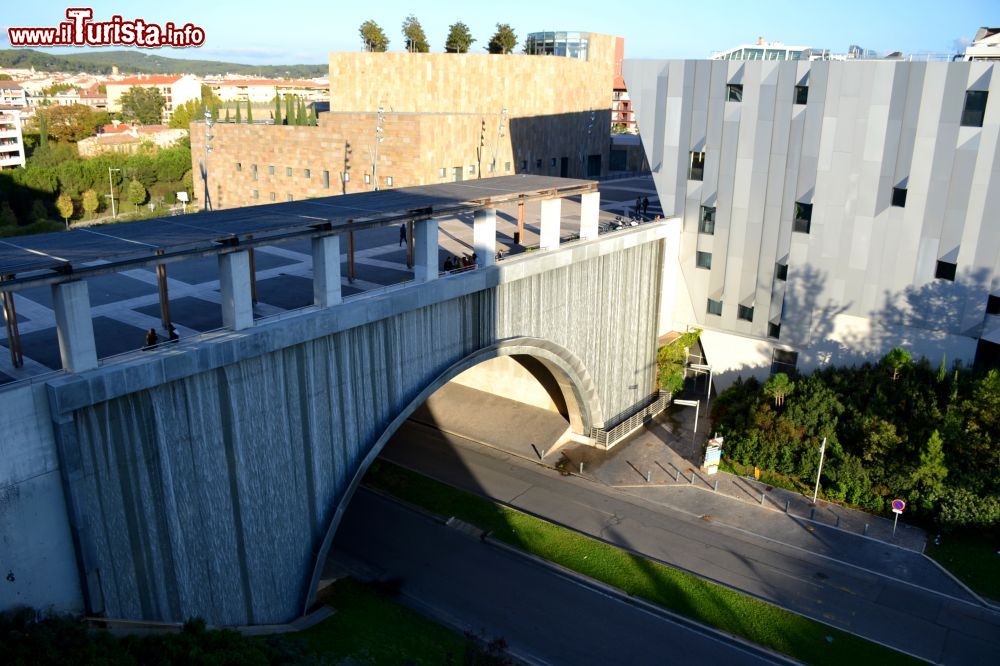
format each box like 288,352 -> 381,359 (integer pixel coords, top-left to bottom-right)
964,27 -> 1000,61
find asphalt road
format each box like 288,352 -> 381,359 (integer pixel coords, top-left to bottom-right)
378,421 -> 1000,665
332,487 -> 786,666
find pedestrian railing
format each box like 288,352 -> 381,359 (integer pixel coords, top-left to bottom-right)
590,390 -> 672,449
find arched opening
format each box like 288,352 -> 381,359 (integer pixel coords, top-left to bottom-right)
303,336 -> 603,613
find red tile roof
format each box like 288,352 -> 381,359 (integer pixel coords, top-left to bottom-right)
213,79 -> 325,88
112,75 -> 184,86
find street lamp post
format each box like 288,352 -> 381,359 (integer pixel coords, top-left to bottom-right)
812,437 -> 827,505
108,167 -> 121,219
202,111 -> 215,211
371,104 -> 385,191
489,106 -> 508,176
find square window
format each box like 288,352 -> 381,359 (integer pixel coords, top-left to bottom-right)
343,172 -> 350,182
987,294 -> 1000,315
521,160 -> 527,171
268,165 -> 275,175
535,158 -> 542,169
737,304 -> 754,321
488,163 -> 495,173
935,260 -> 957,281
470,164 -> 477,174
386,176 -> 393,186
775,262 -> 788,281
771,349 -> 798,374
551,157 -> 557,167
303,168 -> 311,178
726,84 -> 743,102
892,187 -> 907,207
364,173 -> 371,184
706,298 -> 723,316
794,85 -> 808,105
768,322 -> 781,339
699,205 -> 715,234
251,164 -> 258,181
269,192 -> 275,201
252,190 -> 259,199
286,167 -> 292,177
236,162 -> 242,172
505,161 -> 511,172
287,194 -> 293,202
688,151 -> 705,181
793,202 -> 812,233
439,167 -> 446,177
961,90 -> 988,128
696,251 -> 712,269
323,170 -> 330,188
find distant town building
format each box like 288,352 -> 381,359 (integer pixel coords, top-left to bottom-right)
0,108 -> 26,170
78,85 -> 108,111
711,37 -> 881,62
193,34 -> 618,209
611,36 -> 635,131
964,27 -> 1000,61
106,74 -> 201,123
77,123 -> 187,157
0,81 -> 28,108
206,79 -> 327,105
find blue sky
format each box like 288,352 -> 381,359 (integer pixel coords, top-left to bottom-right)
3,1 -> 996,64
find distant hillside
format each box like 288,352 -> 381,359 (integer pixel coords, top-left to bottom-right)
0,49 -> 327,77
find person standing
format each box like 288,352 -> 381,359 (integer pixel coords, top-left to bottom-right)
142,328 -> 159,350
399,223 -> 407,247
642,196 -> 649,218
635,196 -> 642,218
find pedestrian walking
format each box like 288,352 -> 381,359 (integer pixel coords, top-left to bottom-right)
142,328 -> 159,351
444,257 -> 453,272
399,223 -> 407,247
635,196 -> 642,218
167,325 -> 179,343
642,196 -> 649,218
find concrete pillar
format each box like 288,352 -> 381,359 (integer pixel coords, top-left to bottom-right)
218,251 -> 254,331
580,191 -> 601,240
51,281 -> 98,372
413,218 -> 440,282
539,198 -> 562,250
473,208 -> 497,267
312,235 -> 342,307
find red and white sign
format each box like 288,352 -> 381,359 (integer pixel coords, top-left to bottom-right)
891,499 -> 906,514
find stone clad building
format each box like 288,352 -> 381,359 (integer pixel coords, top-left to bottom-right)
191,34 -> 617,209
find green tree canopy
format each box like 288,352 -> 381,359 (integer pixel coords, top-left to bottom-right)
40,104 -> 104,142
273,94 -> 282,125
656,329 -> 701,395
402,14 -> 430,53
119,86 -> 166,125
764,372 -> 795,407
56,192 -> 73,227
911,430 -> 948,507
883,347 -> 912,381
127,180 -> 147,209
488,23 -> 518,54
82,189 -> 99,218
234,101 -> 241,124
359,20 -> 389,52
445,22 -> 476,53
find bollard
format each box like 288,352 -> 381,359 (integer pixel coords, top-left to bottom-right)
675,469 -> 680,482
785,499 -> 790,513
689,472 -> 694,484
810,507 -> 815,520
646,471 -> 651,483
714,480 -> 719,492
579,462 -> 584,475
835,515 -> 840,527
864,523 -> 869,536
760,492 -> 766,505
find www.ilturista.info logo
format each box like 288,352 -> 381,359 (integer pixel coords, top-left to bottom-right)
7,8 -> 206,48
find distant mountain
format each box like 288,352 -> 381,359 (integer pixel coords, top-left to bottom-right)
0,49 -> 327,78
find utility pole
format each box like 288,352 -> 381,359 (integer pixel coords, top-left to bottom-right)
812,437 -> 827,505
108,167 -> 121,219
202,111 -> 214,211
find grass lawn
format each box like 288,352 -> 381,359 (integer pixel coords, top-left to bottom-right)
926,530 -> 1000,603
297,577 -> 471,664
365,460 -> 923,666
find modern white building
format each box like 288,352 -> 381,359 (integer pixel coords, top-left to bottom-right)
106,74 -> 201,123
624,58 -> 1000,385
965,27 -> 1000,61
0,82 -> 27,170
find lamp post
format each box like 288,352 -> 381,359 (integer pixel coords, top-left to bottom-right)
812,437 -> 827,505
371,104 -> 385,191
108,167 -> 121,219
489,106 -> 508,176
202,111 -> 215,211
578,110 -> 596,177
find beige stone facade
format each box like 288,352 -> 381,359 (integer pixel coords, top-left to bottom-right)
192,35 -> 617,209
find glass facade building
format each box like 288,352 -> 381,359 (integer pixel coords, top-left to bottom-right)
525,31 -> 590,60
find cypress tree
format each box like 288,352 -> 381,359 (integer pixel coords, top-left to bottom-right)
224,107 -> 231,123
246,104 -> 253,124
234,101 -> 241,124
285,95 -> 293,126
297,98 -> 305,126
274,94 -> 282,125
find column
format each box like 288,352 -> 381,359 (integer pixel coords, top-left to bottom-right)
473,208 -> 497,267
218,251 -> 254,331
413,218 -> 439,282
579,191 -> 601,240
312,235 -> 342,307
539,197 -> 562,250
51,281 -> 97,372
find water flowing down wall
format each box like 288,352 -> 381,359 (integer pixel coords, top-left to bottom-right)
52,229 -> 667,625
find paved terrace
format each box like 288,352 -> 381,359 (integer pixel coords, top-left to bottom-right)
0,175 -> 662,386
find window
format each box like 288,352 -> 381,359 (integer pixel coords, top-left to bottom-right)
551,157 -> 557,167
706,298 -> 723,316
768,322 -> 781,339
935,260 -> 957,281
303,168 -> 311,178
469,164 -> 477,174
987,294 -> 1000,316
364,173 -> 371,184
688,151 -> 705,181
505,161 -> 511,172
323,170 -> 330,188
775,262 -> 788,281
961,90 -> 988,128
535,158 -> 542,169
269,192 -> 276,201
699,205 -> 715,234
793,202 -> 812,233
252,190 -> 259,199
287,194 -> 293,201
726,84 -> 743,102
891,187 -> 907,207
285,167 -> 293,177
794,85 -> 808,105
386,176 -> 393,186
737,304 -> 754,322
771,349 -> 798,374
696,251 -> 712,269
439,167 -> 446,178
268,165 -> 275,175
521,160 -> 527,171
343,172 -> 350,182
235,162 -> 242,172
251,164 -> 257,181
488,163 -> 495,173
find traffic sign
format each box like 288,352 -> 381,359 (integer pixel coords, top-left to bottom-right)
891,499 -> 906,514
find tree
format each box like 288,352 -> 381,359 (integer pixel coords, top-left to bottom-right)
274,94 -> 282,125
911,430 -> 948,506
883,347 -> 912,381
82,189 -> 99,219
170,95 -> 215,129
119,86 -> 166,125
0,202 -> 17,227
401,14 -> 429,53
41,104 -> 103,142
38,108 -> 49,148
937,353 -> 947,383
445,22 -> 475,53
234,101 -> 242,124
285,95 -> 293,127
30,200 -> 48,223
246,104 -> 253,124
359,20 -> 389,52
127,180 -> 147,211
487,23 -> 518,54
656,329 -> 701,396
224,107 -> 231,123
56,192 -> 74,228
763,372 -> 795,407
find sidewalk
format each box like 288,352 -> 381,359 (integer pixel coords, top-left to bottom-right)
559,404 -> 927,553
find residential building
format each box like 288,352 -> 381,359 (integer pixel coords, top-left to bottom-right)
0,108 -> 26,169
624,58 -> 1000,384
964,27 -> 1000,61
711,37 -> 879,62
193,34 -> 617,209
79,85 -> 108,111
77,124 -> 187,157
106,74 -> 201,123
0,81 -> 28,108
612,36 -> 635,131
206,79 -> 328,105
